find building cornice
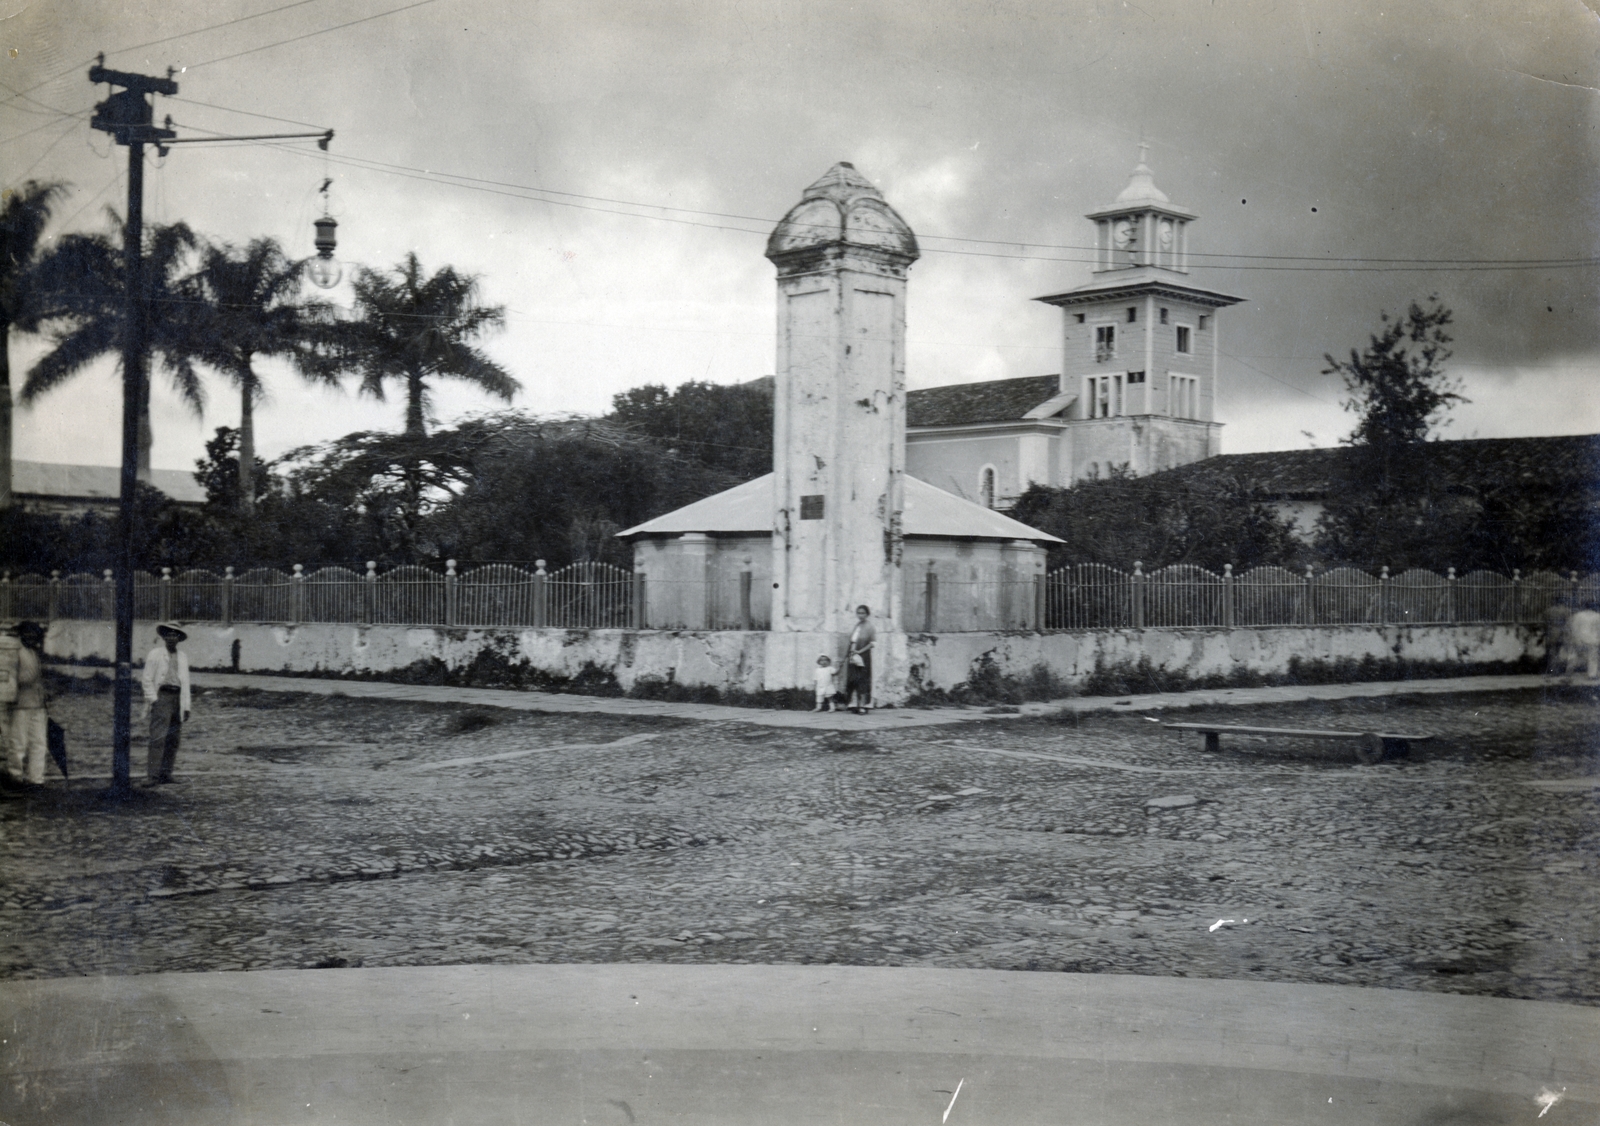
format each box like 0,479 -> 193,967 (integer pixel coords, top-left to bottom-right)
1034,277 -> 1245,309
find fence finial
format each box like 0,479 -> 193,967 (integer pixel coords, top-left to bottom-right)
225,565 -> 234,577
446,559 -> 457,577
1380,565 -> 1390,579
1133,560 -> 1143,576
366,561 -> 377,580
1513,568 -> 1521,581
1305,564 -> 1315,579
535,559 -> 547,576
103,569 -> 113,581
293,564 -> 304,577
160,566 -> 170,580
1224,563 -> 1233,576
1448,566 -> 1456,580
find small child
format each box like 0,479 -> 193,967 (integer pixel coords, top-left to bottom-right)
812,655 -> 837,711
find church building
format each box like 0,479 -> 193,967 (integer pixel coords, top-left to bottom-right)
904,149 -> 1245,508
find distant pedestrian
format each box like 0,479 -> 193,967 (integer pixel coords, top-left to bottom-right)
141,622 -> 192,784
1544,602 -> 1572,675
1565,605 -> 1600,681
812,655 -> 837,711
2,621 -> 49,787
845,605 -> 875,715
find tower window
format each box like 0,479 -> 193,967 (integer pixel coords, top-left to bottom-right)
1159,308 -> 1169,325
979,466 -> 997,509
1087,374 -> 1124,418
1126,307 -> 1138,324
1198,315 -> 1209,331
1171,375 -> 1198,419
1176,326 -> 1192,354
1095,324 -> 1115,361
1075,313 -> 1086,324
1127,370 -> 1146,384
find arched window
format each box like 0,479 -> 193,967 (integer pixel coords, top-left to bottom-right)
979,465 -> 997,509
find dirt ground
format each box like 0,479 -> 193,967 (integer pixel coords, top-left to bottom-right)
2,678 -> 1596,1005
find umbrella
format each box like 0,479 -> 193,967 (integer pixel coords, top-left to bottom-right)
46,718 -> 69,780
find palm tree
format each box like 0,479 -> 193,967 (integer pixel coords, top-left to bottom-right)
342,252 -> 518,438
0,179 -> 69,509
187,237 -> 339,510
19,217 -> 207,480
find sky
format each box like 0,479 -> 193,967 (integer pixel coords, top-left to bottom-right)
4,0 -> 1599,473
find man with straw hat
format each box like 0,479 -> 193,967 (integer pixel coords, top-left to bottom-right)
2,621 -> 49,788
141,622 -> 192,785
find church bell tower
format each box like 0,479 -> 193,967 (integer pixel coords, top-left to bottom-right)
1036,148 -> 1245,480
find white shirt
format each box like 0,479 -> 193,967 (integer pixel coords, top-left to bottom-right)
141,645 -> 192,714
813,666 -> 837,692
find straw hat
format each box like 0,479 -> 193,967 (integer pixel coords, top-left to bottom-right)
154,621 -> 188,641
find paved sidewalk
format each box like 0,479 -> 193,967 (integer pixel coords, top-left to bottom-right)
57,664 -> 1573,729
2,963 -> 1594,1125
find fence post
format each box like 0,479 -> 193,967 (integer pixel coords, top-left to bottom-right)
1570,571 -> 1581,610
1446,566 -> 1457,625
48,570 -> 61,622
739,570 -> 753,630
1511,568 -> 1521,626
632,571 -> 647,630
445,559 -> 459,627
924,565 -> 938,633
222,566 -> 234,626
533,560 -> 548,628
364,561 -> 377,625
1033,573 -> 1045,631
1131,561 -> 1144,629
1300,565 -> 1313,626
291,564 -> 305,625
1221,563 -> 1235,628
158,566 -> 171,622
1379,566 -> 1390,626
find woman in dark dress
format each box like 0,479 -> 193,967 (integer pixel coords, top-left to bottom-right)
845,605 -> 875,714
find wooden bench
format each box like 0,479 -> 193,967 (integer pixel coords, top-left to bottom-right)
1161,722 -> 1435,764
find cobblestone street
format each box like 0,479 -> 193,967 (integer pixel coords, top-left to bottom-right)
3,678 -> 1597,1006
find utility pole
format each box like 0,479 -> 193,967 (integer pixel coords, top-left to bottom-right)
88,56 -> 176,797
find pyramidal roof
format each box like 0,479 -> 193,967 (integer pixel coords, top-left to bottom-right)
617,473 -> 1062,544
1087,146 -> 1197,220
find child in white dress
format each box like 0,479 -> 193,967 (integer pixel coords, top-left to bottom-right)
812,655 -> 838,711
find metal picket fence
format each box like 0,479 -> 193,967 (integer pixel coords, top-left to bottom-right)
3,561 -> 1595,634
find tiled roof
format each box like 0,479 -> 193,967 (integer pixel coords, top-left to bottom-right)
616,473 -> 1062,544
907,375 -> 1064,427
1157,434 -> 1600,496
11,460 -> 207,505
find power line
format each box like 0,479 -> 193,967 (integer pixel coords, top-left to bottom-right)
183,0 -> 453,71
0,0 -> 334,112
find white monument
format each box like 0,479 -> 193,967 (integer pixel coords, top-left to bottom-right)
620,164 -> 1061,702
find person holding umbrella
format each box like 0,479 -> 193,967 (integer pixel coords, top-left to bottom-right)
141,622 -> 192,785
2,621 -> 49,787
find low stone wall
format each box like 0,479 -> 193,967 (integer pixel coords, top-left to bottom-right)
44,619 -> 1541,702
43,620 -> 770,696
904,624 -> 1541,694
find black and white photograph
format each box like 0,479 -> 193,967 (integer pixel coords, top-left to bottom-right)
2,1 -> 1598,1122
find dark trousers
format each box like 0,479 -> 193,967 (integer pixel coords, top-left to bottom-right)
148,691 -> 183,781
845,655 -> 872,706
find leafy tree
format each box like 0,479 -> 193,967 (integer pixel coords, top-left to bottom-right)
1010,464 -> 1304,573
419,413 -> 742,568
186,237 -> 338,510
608,378 -> 773,478
19,217 -> 207,479
1315,298 -> 1469,568
194,426 -> 272,512
1,179 -> 69,510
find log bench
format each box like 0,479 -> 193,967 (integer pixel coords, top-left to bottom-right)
1161,722 -> 1435,764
